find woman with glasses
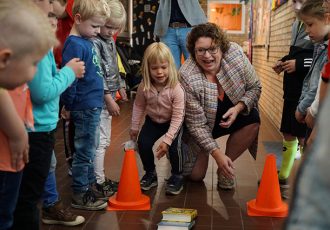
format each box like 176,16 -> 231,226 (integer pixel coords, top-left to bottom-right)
179,23 -> 261,190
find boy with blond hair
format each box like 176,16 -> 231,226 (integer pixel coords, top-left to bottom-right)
0,0 -> 57,229
92,0 -> 127,197
61,0 -> 111,210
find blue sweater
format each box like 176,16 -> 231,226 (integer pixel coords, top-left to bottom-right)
61,35 -> 104,111
28,51 -> 75,132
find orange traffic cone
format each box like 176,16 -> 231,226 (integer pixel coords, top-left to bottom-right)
107,148 -> 150,211
115,91 -> 122,101
247,154 -> 288,217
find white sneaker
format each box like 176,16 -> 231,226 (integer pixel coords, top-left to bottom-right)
68,167 -> 72,176
295,145 -> 301,160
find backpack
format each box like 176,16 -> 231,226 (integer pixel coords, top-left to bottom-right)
116,41 -> 142,92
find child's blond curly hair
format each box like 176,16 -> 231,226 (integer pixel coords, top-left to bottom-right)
73,0 -> 111,20
106,0 -> 127,33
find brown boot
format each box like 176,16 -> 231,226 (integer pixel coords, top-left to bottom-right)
42,200 -> 85,226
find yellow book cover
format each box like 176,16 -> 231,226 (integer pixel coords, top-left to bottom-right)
161,207 -> 197,222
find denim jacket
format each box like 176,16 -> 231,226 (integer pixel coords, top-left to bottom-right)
154,0 -> 207,37
297,41 -> 328,115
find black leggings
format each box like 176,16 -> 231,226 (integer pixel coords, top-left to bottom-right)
137,116 -> 183,175
12,131 -> 55,230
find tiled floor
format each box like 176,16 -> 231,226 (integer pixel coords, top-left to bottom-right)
41,100 -> 299,230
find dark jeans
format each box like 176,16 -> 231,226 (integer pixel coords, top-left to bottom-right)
138,116 -> 183,175
12,131 -> 55,230
0,171 -> 22,230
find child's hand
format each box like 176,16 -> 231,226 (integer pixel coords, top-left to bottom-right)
61,107 -> 70,120
282,60 -> 296,73
129,129 -> 139,142
306,127 -> 317,147
66,58 -> 85,78
105,98 -> 120,116
305,108 -> 315,128
156,142 -> 169,160
295,110 -> 305,123
9,130 -> 29,170
272,61 -> 283,74
119,88 -> 128,101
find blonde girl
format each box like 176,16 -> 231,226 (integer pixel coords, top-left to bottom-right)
130,42 -> 185,195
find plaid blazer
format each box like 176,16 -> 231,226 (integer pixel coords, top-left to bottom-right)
179,42 -> 261,170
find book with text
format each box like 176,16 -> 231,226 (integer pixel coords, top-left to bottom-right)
157,220 -> 195,230
161,207 -> 197,222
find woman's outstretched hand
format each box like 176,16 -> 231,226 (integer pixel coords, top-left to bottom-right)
211,149 -> 235,179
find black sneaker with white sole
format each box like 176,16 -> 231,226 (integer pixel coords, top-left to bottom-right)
140,171 -> 158,191
71,190 -> 108,211
165,174 -> 184,195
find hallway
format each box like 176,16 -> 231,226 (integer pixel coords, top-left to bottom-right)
42,100 -> 299,230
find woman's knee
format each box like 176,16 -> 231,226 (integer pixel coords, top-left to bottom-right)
188,171 -> 206,182
189,165 -> 208,181
249,122 -> 260,133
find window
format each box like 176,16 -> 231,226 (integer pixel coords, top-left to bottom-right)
208,0 -> 246,34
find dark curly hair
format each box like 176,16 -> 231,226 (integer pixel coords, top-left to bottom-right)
186,22 -> 230,62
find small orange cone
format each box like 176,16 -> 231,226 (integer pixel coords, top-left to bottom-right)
107,148 -> 150,211
247,154 -> 288,217
115,91 -> 122,101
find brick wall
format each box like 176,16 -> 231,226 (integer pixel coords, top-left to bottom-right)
253,2 -> 295,129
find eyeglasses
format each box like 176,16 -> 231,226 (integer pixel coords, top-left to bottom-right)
195,46 -> 220,56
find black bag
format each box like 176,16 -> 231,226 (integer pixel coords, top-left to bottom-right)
116,41 -> 142,91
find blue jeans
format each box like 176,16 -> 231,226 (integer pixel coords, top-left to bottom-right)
71,108 -> 101,193
0,170 -> 22,230
42,152 -> 59,207
160,27 -> 192,69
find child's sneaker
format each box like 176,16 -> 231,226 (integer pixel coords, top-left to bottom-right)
165,174 -> 184,195
279,178 -> 289,189
90,183 -> 111,201
217,174 -> 235,190
67,167 -> 72,176
71,190 -> 108,211
104,177 -> 119,192
95,181 -> 116,197
279,178 -> 290,199
42,200 -> 85,226
140,171 -> 158,191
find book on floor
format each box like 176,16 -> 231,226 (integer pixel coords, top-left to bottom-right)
161,207 -> 197,222
157,220 -> 195,230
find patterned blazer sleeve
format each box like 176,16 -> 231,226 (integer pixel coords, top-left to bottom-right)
240,52 -> 261,114
180,72 -> 219,155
